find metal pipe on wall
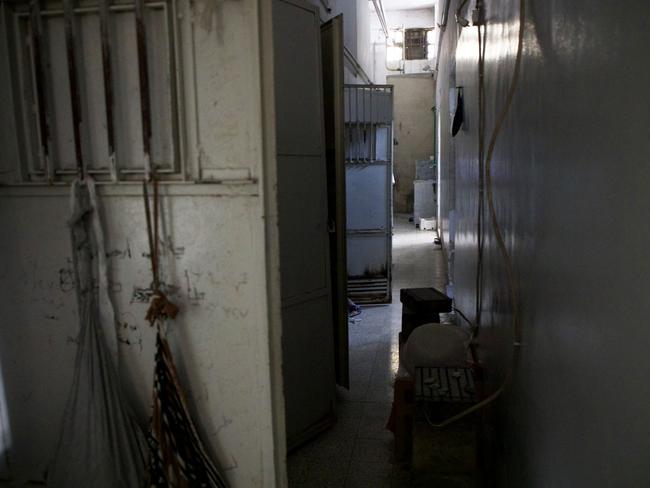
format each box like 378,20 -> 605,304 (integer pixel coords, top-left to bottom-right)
434,0 -> 452,72
432,105 -> 437,162
371,0 -> 389,38
29,0 -> 54,182
344,46 -> 373,84
63,0 -> 85,179
134,0 -> 152,177
98,0 -> 117,181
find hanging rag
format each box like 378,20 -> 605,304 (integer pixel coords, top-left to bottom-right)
143,178 -> 228,488
47,177 -> 146,488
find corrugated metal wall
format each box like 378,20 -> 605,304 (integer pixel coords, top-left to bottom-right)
436,0 -> 650,485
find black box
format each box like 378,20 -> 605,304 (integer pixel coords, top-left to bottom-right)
399,288 -> 452,343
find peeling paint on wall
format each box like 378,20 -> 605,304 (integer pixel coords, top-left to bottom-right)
0,0 -> 279,485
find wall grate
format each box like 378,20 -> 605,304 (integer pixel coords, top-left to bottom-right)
347,277 -> 390,304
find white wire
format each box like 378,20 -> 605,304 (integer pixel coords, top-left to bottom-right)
426,0 -> 526,429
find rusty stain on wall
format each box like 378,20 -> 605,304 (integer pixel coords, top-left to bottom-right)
184,269 -> 206,303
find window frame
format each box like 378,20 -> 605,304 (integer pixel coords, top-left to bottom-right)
5,0 -> 185,184
404,27 -> 429,61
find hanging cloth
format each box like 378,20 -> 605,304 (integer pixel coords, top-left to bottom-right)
143,178 -> 228,488
47,177 -> 146,488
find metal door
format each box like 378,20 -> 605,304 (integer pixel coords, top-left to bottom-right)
321,16 -> 349,389
345,85 -> 394,303
273,0 -> 336,449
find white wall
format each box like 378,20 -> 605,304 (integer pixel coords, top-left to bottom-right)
354,0 -> 373,83
389,74 -> 435,213
371,8 -> 435,84
436,0 -> 650,485
0,0 -> 283,486
308,0 -> 374,83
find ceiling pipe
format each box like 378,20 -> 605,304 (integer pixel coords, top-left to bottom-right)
344,46 -> 373,84
434,0 -> 452,72
371,0 -> 389,38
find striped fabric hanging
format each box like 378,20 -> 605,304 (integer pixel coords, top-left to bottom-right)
143,177 -> 228,488
147,332 -> 227,488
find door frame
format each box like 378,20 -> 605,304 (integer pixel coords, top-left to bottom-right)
321,15 -> 349,389
258,0 -> 288,485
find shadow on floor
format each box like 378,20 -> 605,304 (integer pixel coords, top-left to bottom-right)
288,215 -> 460,487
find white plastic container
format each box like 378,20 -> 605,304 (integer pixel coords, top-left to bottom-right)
402,323 -> 469,377
420,217 -> 436,230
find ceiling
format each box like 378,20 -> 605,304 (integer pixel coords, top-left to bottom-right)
380,0 -> 436,11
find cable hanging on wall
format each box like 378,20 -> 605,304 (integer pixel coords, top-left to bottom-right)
142,177 -> 229,487
428,0 -> 526,428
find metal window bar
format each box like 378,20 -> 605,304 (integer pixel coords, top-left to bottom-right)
359,87 -> 363,162
344,86 -> 349,161
118,3 -> 178,178
344,84 -> 393,303
168,0 -> 182,177
355,85 -> 360,163
351,86 -> 360,163
370,87 -> 374,161
350,85 -> 354,162
98,0 -> 117,181
134,0 -> 152,178
358,88 -> 361,157
344,85 -> 394,164
28,0 -> 53,182
63,0 -> 84,179
15,1 -> 180,182
361,88 -> 370,163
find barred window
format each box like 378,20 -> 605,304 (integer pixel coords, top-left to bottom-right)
404,28 -> 434,61
5,0 -> 181,183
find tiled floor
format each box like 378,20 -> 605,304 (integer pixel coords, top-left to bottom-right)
288,214 -> 448,487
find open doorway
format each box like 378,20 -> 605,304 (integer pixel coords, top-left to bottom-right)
345,84 -> 395,305
271,0 -> 350,453
270,0 -> 456,485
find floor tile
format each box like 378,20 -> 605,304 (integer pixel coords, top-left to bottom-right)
301,457 -> 350,487
336,399 -> 365,420
289,214 -> 447,487
357,402 -> 393,441
364,384 -> 394,403
390,464 -> 414,487
351,437 -> 394,464
339,378 -> 370,402
345,461 -> 393,488
369,367 -> 396,388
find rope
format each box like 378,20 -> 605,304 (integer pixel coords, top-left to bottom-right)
141,177 -> 227,487
484,0 -> 525,347
142,177 -> 178,326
